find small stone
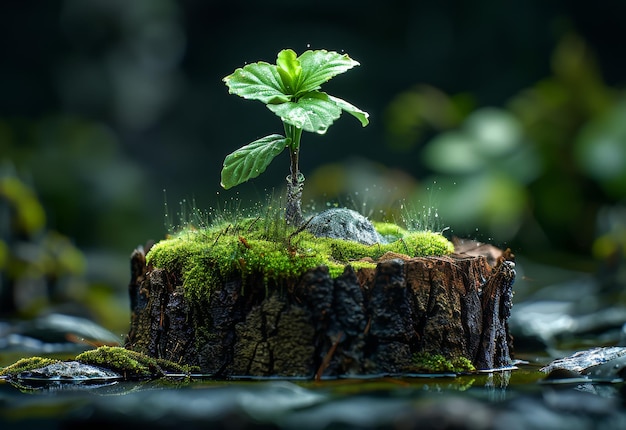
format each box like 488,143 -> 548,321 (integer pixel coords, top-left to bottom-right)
305,208 -> 383,245
540,346 -> 626,375
18,361 -> 121,381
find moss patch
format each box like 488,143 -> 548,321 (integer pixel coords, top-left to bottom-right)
411,352 -> 476,374
76,346 -> 197,378
1,347 -> 198,381
372,221 -> 407,242
146,217 -> 454,303
0,357 -> 59,376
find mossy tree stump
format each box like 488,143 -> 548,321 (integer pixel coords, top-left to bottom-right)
126,246 -> 515,377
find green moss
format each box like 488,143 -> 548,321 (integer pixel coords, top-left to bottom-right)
1,347 -> 197,381
322,230 -> 453,262
373,221 -> 408,241
76,346 -> 196,378
147,217 -> 454,303
346,260 -> 378,272
391,231 -> 455,256
0,357 -> 59,376
450,356 -> 475,373
411,352 -> 476,373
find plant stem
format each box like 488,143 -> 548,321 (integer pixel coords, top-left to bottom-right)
284,122 -> 304,226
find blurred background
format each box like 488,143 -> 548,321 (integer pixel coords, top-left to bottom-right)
1,0 -> 625,337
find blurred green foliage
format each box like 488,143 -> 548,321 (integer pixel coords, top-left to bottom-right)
380,34 -> 626,263
0,116 -> 157,252
0,167 -> 85,315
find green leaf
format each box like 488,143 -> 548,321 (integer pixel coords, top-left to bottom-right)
267,92 -> 342,134
220,134 -> 289,189
295,50 -> 360,96
223,62 -> 290,104
328,95 -> 370,127
276,49 -> 302,94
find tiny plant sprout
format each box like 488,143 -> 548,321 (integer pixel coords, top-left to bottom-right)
221,48 -> 369,226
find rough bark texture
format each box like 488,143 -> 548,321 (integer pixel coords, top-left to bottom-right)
126,249 -> 515,377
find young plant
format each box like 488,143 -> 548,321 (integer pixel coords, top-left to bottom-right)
221,48 -> 369,226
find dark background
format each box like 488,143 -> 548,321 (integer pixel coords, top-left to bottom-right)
1,0 -> 625,328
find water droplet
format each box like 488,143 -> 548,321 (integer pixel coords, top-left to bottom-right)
306,43 -> 311,48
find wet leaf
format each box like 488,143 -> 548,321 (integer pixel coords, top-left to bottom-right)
223,62 -> 289,104
267,92 -> 341,134
276,49 -> 302,94
221,134 -> 289,189
328,95 -> 369,127
295,50 -> 360,96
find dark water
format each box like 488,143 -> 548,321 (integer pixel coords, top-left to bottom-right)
1,358 -> 625,429
0,368 -> 525,428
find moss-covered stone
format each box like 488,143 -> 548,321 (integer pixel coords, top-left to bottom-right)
1,347 -> 198,381
0,357 -> 59,376
146,217 -> 454,304
411,352 -> 476,373
76,346 -> 197,378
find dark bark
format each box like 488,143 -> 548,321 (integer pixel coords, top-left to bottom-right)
126,250 -> 515,377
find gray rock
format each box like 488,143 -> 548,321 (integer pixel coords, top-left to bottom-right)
305,208 -> 383,245
540,346 -> 626,377
18,361 -> 121,381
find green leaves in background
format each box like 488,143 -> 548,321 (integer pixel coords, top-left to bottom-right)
574,99 -> 626,197
220,134 -> 289,189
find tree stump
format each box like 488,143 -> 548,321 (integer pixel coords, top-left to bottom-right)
126,248 -> 515,377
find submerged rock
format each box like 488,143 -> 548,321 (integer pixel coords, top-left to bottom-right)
305,208 -> 383,245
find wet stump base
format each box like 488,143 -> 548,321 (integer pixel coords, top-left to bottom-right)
126,252 -> 515,377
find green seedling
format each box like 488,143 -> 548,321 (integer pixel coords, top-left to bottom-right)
221,48 -> 369,226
